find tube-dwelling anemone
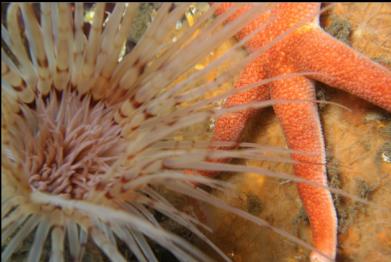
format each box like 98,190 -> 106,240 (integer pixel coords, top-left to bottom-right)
2,2 -> 304,261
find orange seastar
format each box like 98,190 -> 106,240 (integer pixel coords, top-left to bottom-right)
207,3 -> 391,262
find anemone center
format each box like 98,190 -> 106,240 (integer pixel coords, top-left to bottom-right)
25,91 -> 125,200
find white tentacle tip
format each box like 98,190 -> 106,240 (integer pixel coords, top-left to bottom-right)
310,251 -> 335,262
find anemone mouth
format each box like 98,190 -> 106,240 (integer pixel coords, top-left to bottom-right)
21,90 -> 126,200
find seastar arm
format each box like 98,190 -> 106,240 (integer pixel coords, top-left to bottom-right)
292,28 -> 391,111
201,58 -> 269,177
270,73 -> 337,261
213,58 -> 269,144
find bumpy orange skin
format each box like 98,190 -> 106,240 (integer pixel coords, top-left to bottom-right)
209,3 -> 391,261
